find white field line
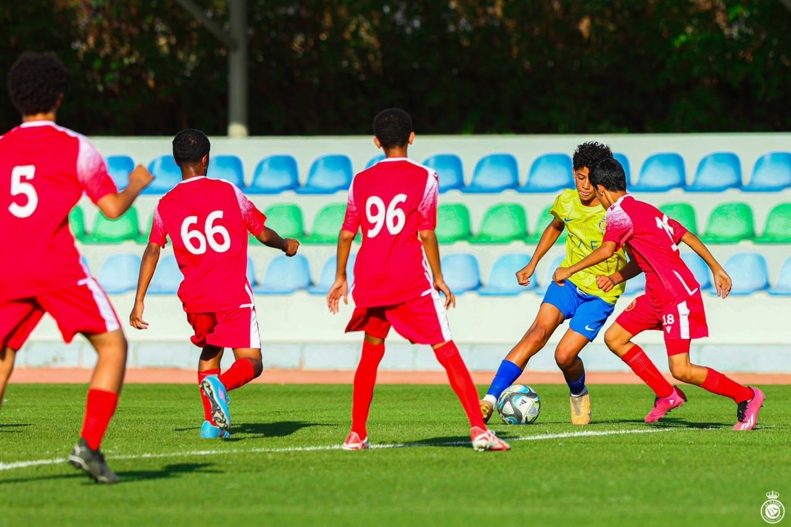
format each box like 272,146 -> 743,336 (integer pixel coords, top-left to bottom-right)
0,428 -> 676,473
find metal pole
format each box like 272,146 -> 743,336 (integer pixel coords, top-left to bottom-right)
228,0 -> 248,137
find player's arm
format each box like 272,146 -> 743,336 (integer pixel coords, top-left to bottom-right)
597,249 -> 643,292
681,231 -> 732,298
517,218 -> 564,286
96,165 -> 154,220
553,241 -> 618,286
327,229 -> 355,314
130,243 -> 162,329
419,230 -> 456,309
255,227 -> 299,256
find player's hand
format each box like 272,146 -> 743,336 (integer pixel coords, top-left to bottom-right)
129,301 -> 149,330
596,274 -> 617,292
434,277 -> 456,309
327,277 -> 348,314
553,267 -> 572,286
712,266 -> 732,299
283,238 -> 300,256
128,164 -> 155,190
516,264 -> 536,286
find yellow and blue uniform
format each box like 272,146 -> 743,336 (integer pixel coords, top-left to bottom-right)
543,189 -> 628,341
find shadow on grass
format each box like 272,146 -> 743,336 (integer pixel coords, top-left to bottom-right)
0,423 -> 32,433
595,418 -> 727,429
174,421 -> 330,440
0,462 -> 218,486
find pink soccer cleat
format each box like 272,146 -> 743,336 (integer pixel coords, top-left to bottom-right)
645,386 -> 687,423
733,387 -> 766,431
470,426 -> 511,452
342,431 -> 371,450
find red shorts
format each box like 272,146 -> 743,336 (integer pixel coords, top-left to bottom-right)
0,278 -> 121,350
616,291 -> 709,355
345,291 -> 452,345
186,306 -> 261,349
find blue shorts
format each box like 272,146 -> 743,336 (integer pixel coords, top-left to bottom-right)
542,280 -> 616,341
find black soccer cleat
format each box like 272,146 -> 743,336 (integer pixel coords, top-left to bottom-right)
68,439 -> 119,484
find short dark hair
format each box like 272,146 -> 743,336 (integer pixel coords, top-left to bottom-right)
172,129 -> 210,165
372,108 -> 413,149
7,52 -> 68,116
573,141 -> 613,171
589,158 -> 628,191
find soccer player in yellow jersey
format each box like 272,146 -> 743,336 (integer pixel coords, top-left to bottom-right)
481,142 -> 630,425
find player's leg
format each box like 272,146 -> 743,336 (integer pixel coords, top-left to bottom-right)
553,329 -> 591,425
0,347 -> 16,411
197,346 -> 227,438
0,300 -> 45,413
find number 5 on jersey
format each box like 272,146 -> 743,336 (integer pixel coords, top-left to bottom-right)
366,194 -> 407,237
8,165 -> 38,218
181,211 -> 231,254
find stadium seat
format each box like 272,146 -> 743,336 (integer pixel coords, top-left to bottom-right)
681,252 -> 711,290
613,153 -> 632,183
137,213 -> 155,244
296,154 -> 353,194
743,152 -> 791,192
145,155 -> 182,194
97,253 -> 141,295
262,204 -> 305,239
441,253 -> 480,293
69,206 -> 87,241
535,254 -> 565,295
713,253 -> 768,295
423,154 -> 464,193
755,204 -> 791,244
304,204 -> 347,244
247,256 -> 257,286
308,254 -> 356,295
253,254 -> 311,295
436,204 -> 472,243
207,154 -> 244,187
365,154 -> 385,169
526,205 -> 566,245
479,253 -> 533,296
80,255 -> 90,273
83,207 -> 141,244
248,155 -> 299,194
686,152 -> 742,192
148,255 -> 182,294
632,153 -> 686,192
701,202 -> 755,244
469,203 -> 528,244
106,155 -> 134,190
462,154 -> 519,193
658,202 -> 698,235
769,257 -> 791,296
518,153 -> 573,193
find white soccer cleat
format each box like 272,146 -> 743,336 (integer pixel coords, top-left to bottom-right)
342,431 -> 371,451
470,426 -> 511,452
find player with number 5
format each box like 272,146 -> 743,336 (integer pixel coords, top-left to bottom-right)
130,129 -> 299,439
552,158 -> 765,430
327,109 -> 509,452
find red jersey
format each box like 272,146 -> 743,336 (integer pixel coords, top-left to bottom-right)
149,177 -> 266,312
0,121 -> 117,301
603,195 -> 700,311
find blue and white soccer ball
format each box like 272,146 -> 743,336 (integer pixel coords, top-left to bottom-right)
496,384 -> 541,425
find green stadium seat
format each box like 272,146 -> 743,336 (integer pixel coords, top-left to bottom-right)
69,206 -> 87,241
136,213 -> 154,244
658,202 -> 698,235
83,207 -> 141,244
304,204 -> 347,244
436,204 -> 471,243
755,203 -> 791,244
469,203 -> 527,244
263,203 -> 305,239
701,202 -> 755,244
526,204 -> 566,245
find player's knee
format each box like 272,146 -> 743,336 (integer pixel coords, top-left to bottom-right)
525,325 -> 550,348
669,362 -> 693,383
603,327 -> 624,351
554,349 -> 578,371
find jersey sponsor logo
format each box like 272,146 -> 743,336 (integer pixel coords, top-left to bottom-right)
598,218 -> 606,232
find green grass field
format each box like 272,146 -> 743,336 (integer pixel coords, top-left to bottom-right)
0,383 -> 788,527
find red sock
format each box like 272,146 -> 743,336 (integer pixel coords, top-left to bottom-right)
219,358 -> 256,391
351,341 -> 386,438
80,389 -> 119,451
622,345 -> 674,398
198,368 -> 220,424
434,341 -> 486,430
700,368 -> 753,403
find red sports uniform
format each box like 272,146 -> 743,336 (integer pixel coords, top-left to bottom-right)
342,157 -> 451,345
603,195 -> 708,350
0,121 -> 121,349
149,177 -> 266,349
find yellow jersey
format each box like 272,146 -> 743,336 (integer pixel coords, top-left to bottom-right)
549,189 -> 627,304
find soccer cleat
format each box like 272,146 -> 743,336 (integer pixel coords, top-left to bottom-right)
68,439 -> 119,484
480,400 -> 494,424
570,390 -> 591,425
342,431 -> 370,450
733,387 -> 766,431
200,420 -> 231,439
201,375 -> 231,431
645,386 -> 687,423
470,426 -> 511,452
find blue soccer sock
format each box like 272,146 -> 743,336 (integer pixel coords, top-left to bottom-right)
485,360 -> 524,404
567,373 -> 587,396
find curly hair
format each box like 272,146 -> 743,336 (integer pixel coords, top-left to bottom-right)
7,52 -> 68,116
373,108 -> 413,149
572,141 -> 613,171
173,129 -> 211,165
590,157 -> 627,191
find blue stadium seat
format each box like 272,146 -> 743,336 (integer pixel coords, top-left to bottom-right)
97,253 -> 141,295
462,154 -> 518,193
441,253 -> 480,293
106,155 -> 134,190
680,253 -> 711,290
365,154 -> 385,169
248,155 -> 299,194
423,154 -> 464,193
253,254 -> 311,295
535,254 -> 565,295
296,154 -> 353,194
769,257 -> 791,296
613,153 -> 632,183
632,153 -> 686,192
623,270 -> 646,296
743,152 -> 791,192
148,255 -> 182,294
308,254 -> 356,295
712,253 -> 768,296
208,155 -> 244,187
686,153 -> 742,192
518,153 -> 573,193
80,255 -> 90,273
247,257 -> 257,286
479,254 -> 533,296
145,155 -> 182,194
